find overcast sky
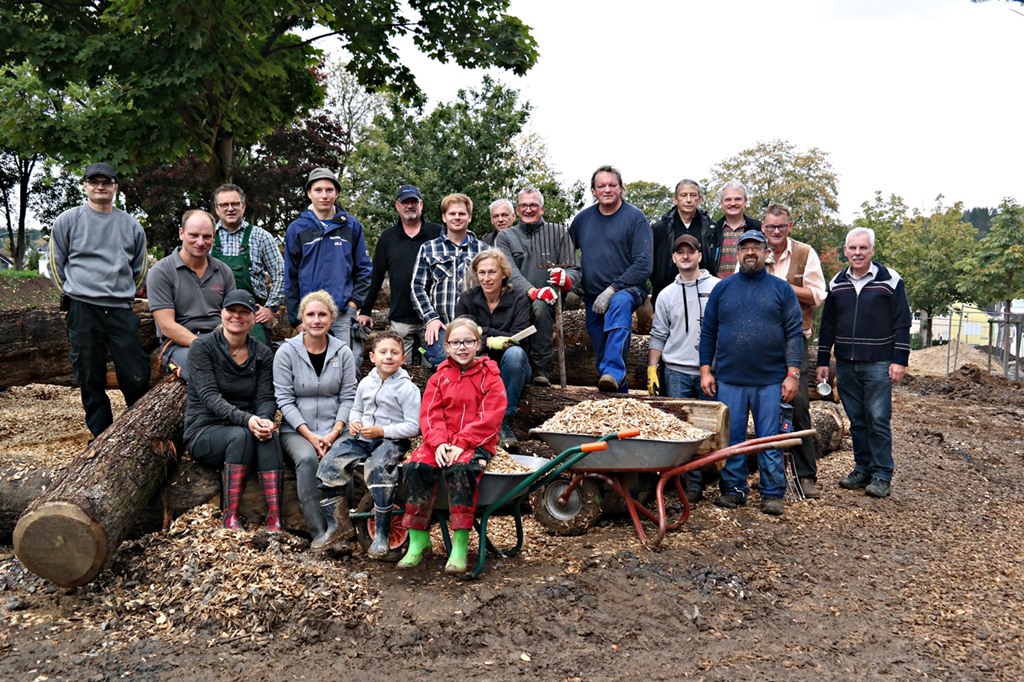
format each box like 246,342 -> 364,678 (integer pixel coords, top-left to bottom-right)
385,0 -> 1021,222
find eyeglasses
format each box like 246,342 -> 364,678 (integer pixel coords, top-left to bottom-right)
217,201 -> 243,209
738,244 -> 765,252
763,225 -> 789,232
518,203 -> 540,210
86,179 -> 115,187
447,339 -> 479,349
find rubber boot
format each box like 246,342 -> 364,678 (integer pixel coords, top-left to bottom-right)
445,529 -> 470,574
397,529 -> 432,569
221,463 -> 248,530
310,495 -> 354,551
259,469 -> 283,533
367,508 -> 393,560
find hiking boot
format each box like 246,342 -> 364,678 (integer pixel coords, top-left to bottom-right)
714,493 -> 746,510
799,478 -> 821,499
532,372 -> 551,387
865,477 -> 892,498
598,374 -> 619,392
499,416 -> 519,451
838,471 -> 872,490
685,488 -> 704,505
760,496 -> 784,516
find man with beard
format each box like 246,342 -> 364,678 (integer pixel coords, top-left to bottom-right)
699,230 -> 803,516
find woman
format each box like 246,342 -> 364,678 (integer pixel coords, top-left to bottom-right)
398,317 -> 507,574
456,249 -> 532,449
184,290 -> 283,531
273,290 -> 358,549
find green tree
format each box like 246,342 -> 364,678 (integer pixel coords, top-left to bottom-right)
852,191 -> 912,261
0,1 -> 538,185
625,181 -> 673,222
510,131 -> 585,225
962,207 -> 995,238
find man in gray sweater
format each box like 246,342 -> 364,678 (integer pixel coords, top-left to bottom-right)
48,162 -> 152,437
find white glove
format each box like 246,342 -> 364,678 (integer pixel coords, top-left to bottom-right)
592,286 -> 615,314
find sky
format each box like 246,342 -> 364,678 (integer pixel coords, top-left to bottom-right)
379,0 -> 1021,222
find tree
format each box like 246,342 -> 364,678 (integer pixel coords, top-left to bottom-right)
852,191 -> 912,262
510,132 -> 585,225
0,1 -> 538,186
625,181 -> 673,222
962,207 -> 996,238
705,139 -> 843,258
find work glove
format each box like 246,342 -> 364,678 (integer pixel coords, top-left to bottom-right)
530,286 -> 558,305
592,286 -> 615,314
548,268 -> 573,290
487,336 -> 516,351
647,366 -> 660,396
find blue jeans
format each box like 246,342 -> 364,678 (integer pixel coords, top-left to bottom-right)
499,346 -> 531,416
717,381 -> 786,499
423,334 -> 448,368
330,306 -> 354,347
584,288 -> 645,390
836,360 -> 894,482
664,368 -> 712,492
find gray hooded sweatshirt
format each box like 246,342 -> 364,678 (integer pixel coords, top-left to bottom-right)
273,333 -> 358,435
649,269 -> 720,375
349,367 -> 421,441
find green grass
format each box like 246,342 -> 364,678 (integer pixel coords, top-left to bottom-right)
0,268 -> 44,279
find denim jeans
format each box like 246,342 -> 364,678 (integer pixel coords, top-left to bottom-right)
584,287 -> 645,390
423,334 -> 448,368
836,360 -> 894,482
717,381 -> 786,499
499,345 -> 532,416
664,368 -> 712,491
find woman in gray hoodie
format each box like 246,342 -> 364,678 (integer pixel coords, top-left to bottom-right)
273,291 -> 358,549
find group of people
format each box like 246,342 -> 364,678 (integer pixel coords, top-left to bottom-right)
49,160 -> 911,572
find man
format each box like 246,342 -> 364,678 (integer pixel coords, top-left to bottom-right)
700,230 -> 803,516
761,204 -> 828,498
211,184 -> 285,346
358,184 -> 443,361
48,162 -> 151,437
496,187 -> 579,386
569,165 -> 653,392
147,210 -> 236,381
483,199 -> 515,246
411,192 -> 484,367
713,180 -> 762,278
284,167 -> 372,347
816,227 -> 911,499
651,179 -> 718,297
648,234 -> 720,502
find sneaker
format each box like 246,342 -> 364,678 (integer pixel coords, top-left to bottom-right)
760,496 -> 784,516
799,478 -> 821,499
838,471 -> 872,490
685,488 -> 703,505
865,477 -> 892,498
714,493 -> 746,509
532,372 -> 551,387
598,374 -> 619,392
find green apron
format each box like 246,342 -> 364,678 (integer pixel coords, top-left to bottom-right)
213,224 -> 270,345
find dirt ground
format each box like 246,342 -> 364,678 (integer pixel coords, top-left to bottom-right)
3,352 -> 1024,679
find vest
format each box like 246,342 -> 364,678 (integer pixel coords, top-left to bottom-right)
785,240 -> 814,334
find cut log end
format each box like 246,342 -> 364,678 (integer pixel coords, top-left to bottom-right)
14,501 -> 109,588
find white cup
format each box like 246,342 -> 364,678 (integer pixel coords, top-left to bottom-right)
816,382 -> 832,396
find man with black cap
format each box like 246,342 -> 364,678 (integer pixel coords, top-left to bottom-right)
48,162 -> 152,437
699,229 -> 803,516
284,167 -> 372,348
358,184 -> 442,360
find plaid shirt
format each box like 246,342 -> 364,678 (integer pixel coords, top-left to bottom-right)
214,221 -> 285,309
411,231 -> 483,325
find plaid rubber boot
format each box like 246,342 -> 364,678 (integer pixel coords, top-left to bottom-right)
222,463 -> 248,530
259,469 -> 283,532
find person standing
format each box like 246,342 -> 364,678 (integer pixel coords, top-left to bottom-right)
48,162 -> 151,437
357,184 -> 443,360
569,165 -> 652,392
713,180 -> 762,279
651,179 -> 719,295
211,184 -> 285,346
284,168 -> 372,347
482,198 -> 515,246
700,230 -> 803,516
816,227 -> 911,499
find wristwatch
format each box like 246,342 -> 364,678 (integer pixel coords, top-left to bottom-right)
787,370 -> 801,380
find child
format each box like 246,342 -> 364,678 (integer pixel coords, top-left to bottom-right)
398,317 -> 507,573
316,331 -> 421,557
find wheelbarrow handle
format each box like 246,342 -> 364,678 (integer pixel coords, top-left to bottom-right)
617,429 -> 641,439
580,441 -> 609,453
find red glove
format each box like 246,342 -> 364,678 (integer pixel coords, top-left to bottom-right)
530,286 -> 558,305
548,268 -> 573,290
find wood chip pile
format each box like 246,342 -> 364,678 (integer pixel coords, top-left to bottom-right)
538,399 -> 712,441
488,450 -> 534,474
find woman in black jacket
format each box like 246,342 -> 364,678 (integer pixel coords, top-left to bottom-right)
183,290 -> 284,531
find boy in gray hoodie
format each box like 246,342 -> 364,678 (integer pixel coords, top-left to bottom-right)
317,331 -> 421,559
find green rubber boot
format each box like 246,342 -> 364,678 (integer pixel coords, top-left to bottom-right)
444,529 -> 470,574
396,529 -> 432,570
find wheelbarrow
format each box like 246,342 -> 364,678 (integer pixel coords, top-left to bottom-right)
528,427 -> 816,550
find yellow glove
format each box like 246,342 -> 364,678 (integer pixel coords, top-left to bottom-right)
487,336 -> 515,351
647,366 -> 660,396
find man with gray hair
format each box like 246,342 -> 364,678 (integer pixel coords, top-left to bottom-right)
651,178 -> 718,299
483,198 -> 515,246
496,187 -> 579,386
713,180 -> 761,278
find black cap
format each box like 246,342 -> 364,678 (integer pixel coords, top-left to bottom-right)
304,167 -> 341,192
396,184 -> 422,202
672,234 -> 700,251
222,290 -> 258,312
83,163 -> 117,182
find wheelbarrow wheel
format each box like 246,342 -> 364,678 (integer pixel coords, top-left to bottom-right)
353,492 -> 408,562
530,475 -> 602,536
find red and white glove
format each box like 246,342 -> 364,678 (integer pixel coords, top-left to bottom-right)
548,268 -> 573,290
530,286 -> 558,305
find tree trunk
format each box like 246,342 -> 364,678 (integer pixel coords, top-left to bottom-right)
920,308 -> 932,347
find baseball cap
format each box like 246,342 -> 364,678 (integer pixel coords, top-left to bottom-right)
672,234 -> 700,251
83,162 -> 117,182
738,229 -> 767,245
396,184 -> 422,202
222,290 -> 258,312
304,167 -> 341,192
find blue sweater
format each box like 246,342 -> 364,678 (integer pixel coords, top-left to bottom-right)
568,201 -> 652,297
699,267 -> 804,386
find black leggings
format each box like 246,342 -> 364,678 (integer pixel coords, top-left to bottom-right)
188,424 -> 283,472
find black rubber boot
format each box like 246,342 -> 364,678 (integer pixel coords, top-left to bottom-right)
367,508 -> 392,560
310,494 -> 353,551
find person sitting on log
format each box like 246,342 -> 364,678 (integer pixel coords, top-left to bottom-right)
272,290 -> 359,550
183,290 -> 284,531
455,249 -> 532,451
398,317 -> 507,574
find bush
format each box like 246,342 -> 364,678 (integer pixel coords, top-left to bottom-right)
911,333 -> 923,350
